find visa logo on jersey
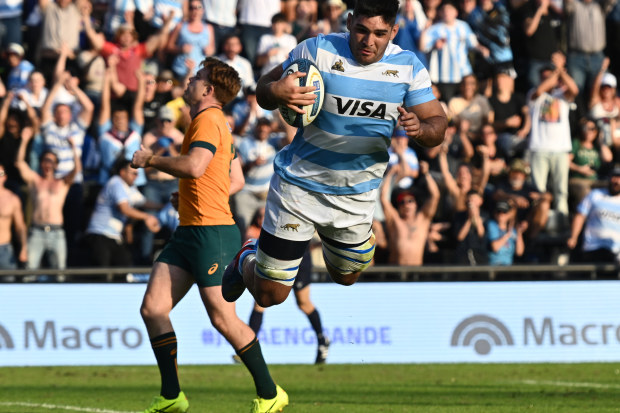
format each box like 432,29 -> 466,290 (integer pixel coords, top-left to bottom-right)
333,97 -> 387,119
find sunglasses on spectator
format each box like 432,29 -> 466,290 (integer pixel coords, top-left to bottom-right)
583,125 -> 597,131
41,157 -> 57,164
397,198 -> 415,205
189,5 -> 202,9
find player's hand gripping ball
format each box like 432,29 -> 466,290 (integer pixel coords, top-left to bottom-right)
278,58 -> 325,127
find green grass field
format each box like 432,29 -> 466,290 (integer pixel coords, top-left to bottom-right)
1,363 -> 619,412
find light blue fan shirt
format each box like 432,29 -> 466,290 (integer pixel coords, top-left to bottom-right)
276,33 -> 435,195
577,188 -> 620,254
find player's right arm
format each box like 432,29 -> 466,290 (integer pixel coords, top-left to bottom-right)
132,145 -> 213,179
256,63 -> 317,114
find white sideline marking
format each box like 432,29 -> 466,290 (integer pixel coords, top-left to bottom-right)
0,401 -> 139,413
520,380 -> 620,390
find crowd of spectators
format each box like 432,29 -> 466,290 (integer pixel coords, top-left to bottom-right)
1,0 -> 620,278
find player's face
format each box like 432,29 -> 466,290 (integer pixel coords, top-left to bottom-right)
184,68 -> 209,104
347,14 -> 398,65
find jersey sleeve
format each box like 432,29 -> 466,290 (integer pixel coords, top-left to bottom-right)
283,35 -> 320,69
404,55 -> 435,107
188,112 -> 220,154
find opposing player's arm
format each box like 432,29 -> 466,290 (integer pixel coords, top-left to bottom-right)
256,63 -> 316,114
132,145 -> 214,179
399,100 -> 447,148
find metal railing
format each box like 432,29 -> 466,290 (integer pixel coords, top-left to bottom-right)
0,263 -> 618,282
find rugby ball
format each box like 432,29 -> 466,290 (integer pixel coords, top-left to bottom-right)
278,58 -> 325,128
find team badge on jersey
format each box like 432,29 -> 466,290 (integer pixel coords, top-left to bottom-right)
331,59 -> 345,72
382,69 -> 399,77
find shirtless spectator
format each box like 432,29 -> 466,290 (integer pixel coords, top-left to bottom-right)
0,163 -> 27,272
380,161 -> 440,266
15,125 -> 80,271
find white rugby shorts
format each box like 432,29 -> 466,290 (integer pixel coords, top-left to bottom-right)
262,174 -> 376,245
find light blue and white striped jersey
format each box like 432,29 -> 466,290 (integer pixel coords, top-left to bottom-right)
41,119 -> 87,183
577,188 -> 620,254
421,20 -> 478,84
97,120 -> 145,186
275,33 -> 435,195
237,137 -> 277,194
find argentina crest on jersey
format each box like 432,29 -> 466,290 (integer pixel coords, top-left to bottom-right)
274,33 -> 435,196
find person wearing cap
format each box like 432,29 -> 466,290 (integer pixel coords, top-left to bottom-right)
567,165 -> 620,264
486,199 -> 527,265
380,160 -> 440,266
492,158 -> 553,243
5,43 -> 34,91
589,57 -> 619,147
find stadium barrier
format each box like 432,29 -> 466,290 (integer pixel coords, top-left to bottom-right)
0,263 -> 618,282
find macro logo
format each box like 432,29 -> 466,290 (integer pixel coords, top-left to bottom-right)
451,314 -> 514,355
0,324 -> 15,349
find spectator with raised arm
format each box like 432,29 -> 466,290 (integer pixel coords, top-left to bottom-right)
380,161 -> 440,266
527,52 -> 579,222
589,57 -> 620,149
82,4 -> 174,101
166,0 -> 215,80
40,70 -> 94,256
15,121 -> 80,272
486,200 -> 527,265
97,63 -> 145,187
492,158 -> 552,241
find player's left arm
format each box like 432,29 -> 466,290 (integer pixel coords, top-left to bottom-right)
131,145 -> 213,179
229,156 -> 245,195
398,100 -> 447,148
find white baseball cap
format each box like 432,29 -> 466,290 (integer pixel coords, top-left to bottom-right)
602,72 -> 617,89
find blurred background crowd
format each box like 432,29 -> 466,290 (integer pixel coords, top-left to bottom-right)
1,0 -> 620,277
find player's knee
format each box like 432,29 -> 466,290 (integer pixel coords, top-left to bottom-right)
254,279 -> 290,307
326,264 -> 361,286
255,290 -> 288,308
